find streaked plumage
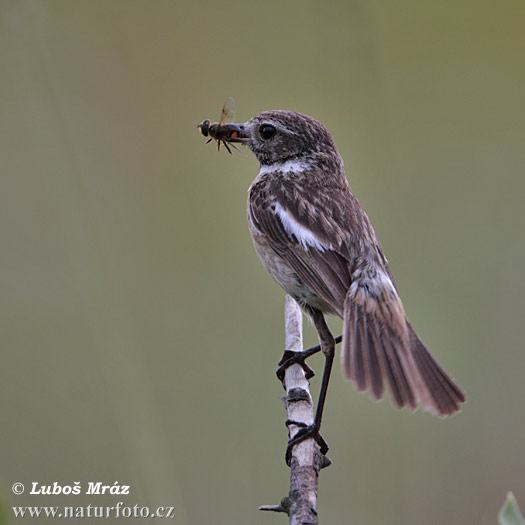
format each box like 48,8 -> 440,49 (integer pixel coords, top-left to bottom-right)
228,110 -> 465,417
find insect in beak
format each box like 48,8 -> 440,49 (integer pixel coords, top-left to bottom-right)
222,123 -> 252,144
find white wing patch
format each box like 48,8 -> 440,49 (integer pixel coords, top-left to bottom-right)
258,159 -> 309,176
274,202 -> 331,251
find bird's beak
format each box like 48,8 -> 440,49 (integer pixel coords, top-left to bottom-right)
223,123 -> 252,144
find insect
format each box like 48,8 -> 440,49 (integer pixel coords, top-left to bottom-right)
198,97 -> 243,154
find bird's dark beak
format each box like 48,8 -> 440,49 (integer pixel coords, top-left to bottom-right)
223,123 -> 251,144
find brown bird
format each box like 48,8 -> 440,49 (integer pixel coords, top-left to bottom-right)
222,110 -> 466,462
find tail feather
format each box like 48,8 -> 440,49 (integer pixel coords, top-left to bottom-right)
361,314 -> 383,400
382,335 -> 417,410
353,304 -> 386,400
343,299 -> 416,410
342,297 -> 466,417
371,331 -> 403,407
409,328 -> 466,416
370,311 -> 415,408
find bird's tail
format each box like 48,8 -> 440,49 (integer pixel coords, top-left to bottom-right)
341,296 -> 466,417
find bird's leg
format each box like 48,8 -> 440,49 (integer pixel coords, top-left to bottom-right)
276,333 -> 342,382
285,311 -> 336,466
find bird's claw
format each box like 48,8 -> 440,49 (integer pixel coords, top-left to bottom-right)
285,421 -> 329,466
277,349 -> 315,382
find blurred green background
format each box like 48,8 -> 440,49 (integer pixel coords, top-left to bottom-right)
1,1 -> 524,523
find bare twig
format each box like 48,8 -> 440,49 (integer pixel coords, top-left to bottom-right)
259,296 -> 329,524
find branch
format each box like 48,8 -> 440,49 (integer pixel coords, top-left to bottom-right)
259,295 -> 330,524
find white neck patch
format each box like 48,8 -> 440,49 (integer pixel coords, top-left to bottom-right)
258,159 -> 309,176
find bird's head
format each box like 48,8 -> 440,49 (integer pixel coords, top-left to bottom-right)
225,110 -> 340,168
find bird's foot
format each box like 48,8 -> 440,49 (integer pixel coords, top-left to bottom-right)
285,420 -> 329,466
276,349 -> 316,382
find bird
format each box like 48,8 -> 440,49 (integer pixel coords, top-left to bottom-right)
221,110 -> 466,462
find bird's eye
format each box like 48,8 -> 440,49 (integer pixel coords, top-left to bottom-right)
259,125 -> 276,140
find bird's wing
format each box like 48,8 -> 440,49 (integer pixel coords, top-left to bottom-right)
248,179 -> 355,316
249,178 -> 465,416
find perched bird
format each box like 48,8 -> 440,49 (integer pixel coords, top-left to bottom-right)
222,110 -> 465,460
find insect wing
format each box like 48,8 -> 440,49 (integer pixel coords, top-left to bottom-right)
219,97 -> 236,125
